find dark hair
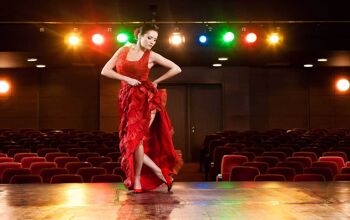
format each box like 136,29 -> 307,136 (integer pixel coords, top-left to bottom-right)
134,24 -> 159,38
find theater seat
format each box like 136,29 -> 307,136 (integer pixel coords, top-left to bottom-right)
50,174 -> 83,183
10,175 -> 42,184
254,174 -> 286,181
91,174 -> 123,183
229,166 -> 260,181
294,174 -> 326,182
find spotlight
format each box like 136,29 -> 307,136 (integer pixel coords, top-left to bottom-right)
267,33 -> 281,45
317,58 -> 328,62
223,32 -> 235,42
66,33 -> 81,46
0,80 -> 10,94
169,32 -> 185,46
336,79 -> 350,92
116,33 -> 129,44
245,33 -> 257,43
198,35 -> 208,44
36,64 -> 46,68
91,33 -> 105,45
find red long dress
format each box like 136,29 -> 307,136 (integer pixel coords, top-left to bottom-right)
116,46 -> 181,191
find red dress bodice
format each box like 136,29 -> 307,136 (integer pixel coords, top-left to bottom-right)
116,46 -> 150,81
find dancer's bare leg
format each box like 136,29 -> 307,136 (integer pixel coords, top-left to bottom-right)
133,142 -> 144,189
142,109 -> 167,182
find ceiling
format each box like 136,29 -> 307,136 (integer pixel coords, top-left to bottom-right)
1,0 -> 350,68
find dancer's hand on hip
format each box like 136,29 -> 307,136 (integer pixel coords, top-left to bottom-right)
152,81 -> 158,88
126,78 -> 141,86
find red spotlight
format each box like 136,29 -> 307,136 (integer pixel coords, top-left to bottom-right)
91,33 -> 105,46
245,32 -> 257,44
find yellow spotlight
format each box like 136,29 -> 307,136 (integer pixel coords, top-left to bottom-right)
0,80 -> 10,94
336,78 -> 350,92
267,33 -> 281,45
169,32 -> 185,46
66,33 -> 81,46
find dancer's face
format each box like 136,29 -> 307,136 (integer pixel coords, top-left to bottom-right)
139,30 -> 158,50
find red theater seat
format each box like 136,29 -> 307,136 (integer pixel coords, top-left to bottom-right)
221,155 -> 248,181
77,167 -> 106,183
67,148 -> 89,157
13,153 -> 38,162
292,152 -> 318,162
50,174 -> 83,183
334,174 -> 350,181
323,151 -> 348,162
91,174 -> 123,183
37,148 -> 59,157
40,168 -> 68,183
312,161 -> 339,176
100,162 -> 120,174
0,162 -> 22,176
287,156 -> 312,168
254,156 -> 279,167
86,157 -> 112,167
319,156 -> 345,173
7,148 -> 31,157
10,175 -> 42,184
113,167 -> 126,180
254,174 -> 286,181
76,152 -> 100,162
45,152 -> 69,162
304,167 -> 333,181
65,162 -> 92,174
242,162 -> 269,174
0,157 -> 14,163
54,157 -> 80,168
21,157 -> 46,168
267,167 -> 296,181
262,151 -> 287,161
229,166 -> 260,181
106,152 -> 122,162
294,174 -> 326,182
2,168 -> 31,184
30,162 -> 57,175
276,161 -> 304,174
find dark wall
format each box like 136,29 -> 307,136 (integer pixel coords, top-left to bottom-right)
1,66 -> 350,131
0,69 -> 39,128
0,67 -> 99,130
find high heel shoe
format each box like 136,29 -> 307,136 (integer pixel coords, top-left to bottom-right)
133,188 -> 143,193
161,169 -> 174,192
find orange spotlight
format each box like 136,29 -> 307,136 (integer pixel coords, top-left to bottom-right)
336,78 -> 350,92
0,80 -> 10,94
91,33 -> 105,45
245,32 -> 257,44
65,33 -> 82,46
169,32 -> 185,46
267,32 -> 282,45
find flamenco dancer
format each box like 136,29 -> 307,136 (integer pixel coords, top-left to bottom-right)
101,24 -> 182,193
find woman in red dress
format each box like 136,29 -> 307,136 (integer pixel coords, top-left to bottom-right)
101,24 -> 182,193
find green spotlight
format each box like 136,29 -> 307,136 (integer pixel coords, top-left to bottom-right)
223,32 -> 235,42
116,33 -> 129,43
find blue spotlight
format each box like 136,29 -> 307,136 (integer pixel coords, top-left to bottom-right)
198,34 -> 208,45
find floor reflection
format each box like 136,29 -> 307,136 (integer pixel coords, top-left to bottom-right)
115,190 -> 182,219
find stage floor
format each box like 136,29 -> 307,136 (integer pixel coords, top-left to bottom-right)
1,181 -> 350,219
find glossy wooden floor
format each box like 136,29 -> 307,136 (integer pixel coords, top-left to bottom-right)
1,181 -> 350,220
